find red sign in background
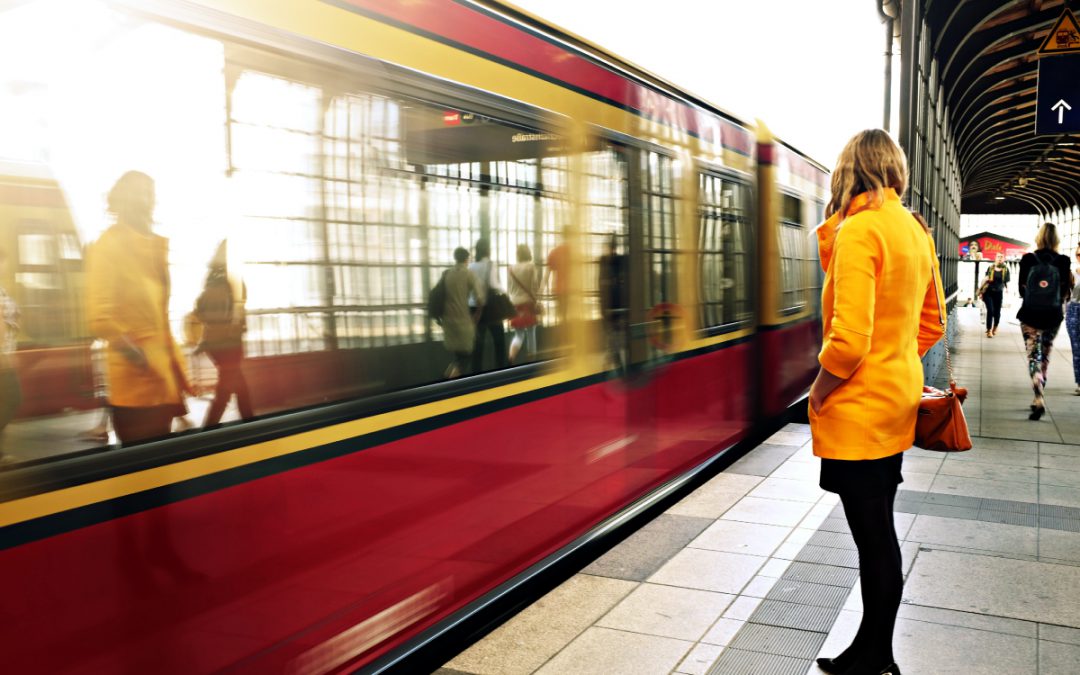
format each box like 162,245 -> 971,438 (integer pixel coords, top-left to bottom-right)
959,231 -> 1030,260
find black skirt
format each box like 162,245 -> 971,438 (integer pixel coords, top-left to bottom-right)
820,452 -> 904,497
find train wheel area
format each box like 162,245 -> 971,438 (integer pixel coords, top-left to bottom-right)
436,312 -> 1080,675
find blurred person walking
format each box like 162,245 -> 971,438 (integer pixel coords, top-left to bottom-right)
194,240 -> 253,427
980,252 -> 1009,337
440,247 -> 484,379
1016,222 -> 1072,420
0,247 -> 21,464
470,238 -> 508,373
507,243 -> 541,364
1066,245 -> 1080,396
86,171 -> 191,445
809,130 -> 944,675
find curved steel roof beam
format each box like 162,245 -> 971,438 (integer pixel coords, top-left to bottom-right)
959,110 -> 1042,169
954,76 -> 1037,132
945,42 -> 1037,121
940,2 -> 1057,85
965,137 -> 1059,178
956,101 -> 1038,160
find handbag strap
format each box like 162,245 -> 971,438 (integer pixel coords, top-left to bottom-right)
926,232 -> 955,389
509,267 -> 538,304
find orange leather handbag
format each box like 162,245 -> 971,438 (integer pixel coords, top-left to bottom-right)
915,243 -> 972,452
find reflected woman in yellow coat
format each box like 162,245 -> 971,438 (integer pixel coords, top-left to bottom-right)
87,171 -> 190,445
809,131 -> 945,675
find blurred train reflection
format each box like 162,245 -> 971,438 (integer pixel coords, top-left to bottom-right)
0,1 -> 827,672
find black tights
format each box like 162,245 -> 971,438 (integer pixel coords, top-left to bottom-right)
835,484 -> 903,673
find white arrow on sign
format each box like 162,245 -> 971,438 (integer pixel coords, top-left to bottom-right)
1052,99 -> 1073,124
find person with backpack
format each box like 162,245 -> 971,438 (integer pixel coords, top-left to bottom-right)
1017,222 -> 1073,420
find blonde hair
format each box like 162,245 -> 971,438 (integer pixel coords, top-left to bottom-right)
1034,222 -> 1059,251
826,129 -> 908,221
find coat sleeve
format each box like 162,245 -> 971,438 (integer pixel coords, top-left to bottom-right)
818,216 -> 880,379
917,235 -> 946,357
85,237 -> 128,342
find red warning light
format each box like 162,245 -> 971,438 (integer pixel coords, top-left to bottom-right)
443,111 -> 461,126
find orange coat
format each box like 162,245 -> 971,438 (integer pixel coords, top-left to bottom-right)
809,188 -> 945,460
86,224 -> 189,408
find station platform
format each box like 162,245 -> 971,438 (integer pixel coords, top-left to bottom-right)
438,307 -> 1080,675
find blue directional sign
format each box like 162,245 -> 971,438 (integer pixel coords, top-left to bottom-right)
1036,54 -> 1080,134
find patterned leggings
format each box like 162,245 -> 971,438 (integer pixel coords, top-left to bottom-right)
1021,322 -> 1060,404
1066,302 -> 1080,386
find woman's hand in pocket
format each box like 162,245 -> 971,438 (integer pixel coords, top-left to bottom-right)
809,367 -> 845,414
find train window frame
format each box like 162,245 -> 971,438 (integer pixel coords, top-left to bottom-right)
696,165 -> 755,336
777,190 -> 811,316
0,3 -> 591,486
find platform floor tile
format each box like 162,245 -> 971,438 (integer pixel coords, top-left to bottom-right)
444,574 -> 635,675
583,514 -> 713,582
903,548 -> 1080,627
596,583 -> 735,641
534,626 -> 692,675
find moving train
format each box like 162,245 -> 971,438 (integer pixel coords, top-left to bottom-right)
0,0 -> 827,672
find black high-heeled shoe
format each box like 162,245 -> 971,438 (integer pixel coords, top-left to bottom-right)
815,657 -> 847,673
1029,405 -> 1045,420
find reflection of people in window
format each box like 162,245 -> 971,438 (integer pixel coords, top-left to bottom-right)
543,242 -> 569,325
599,235 -> 628,372
86,171 -> 191,445
194,240 -> 253,427
442,247 -> 484,379
0,246 -> 21,464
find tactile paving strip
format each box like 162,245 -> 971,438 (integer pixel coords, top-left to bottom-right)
806,530 -> 858,550
749,599 -> 841,633
707,648 -> 811,675
845,490 -> 1080,533
782,561 -> 860,588
765,579 -> 849,608
727,623 -> 828,659
794,544 -> 861,569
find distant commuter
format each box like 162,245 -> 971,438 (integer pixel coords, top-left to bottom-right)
194,240 -> 253,427
599,234 -> 628,372
1067,245 -> 1080,396
981,252 -> 1010,337
1017,222 -> 1073,419
469,238 -> 508,373
441,247 -> 484,379
809,130 -> 943,675
507,243 -> 541,364
543,241 -> 569,325
86,171 -> 191,444
0,247 -> 20,464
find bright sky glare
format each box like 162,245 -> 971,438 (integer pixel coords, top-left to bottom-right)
511,0 -> 891,169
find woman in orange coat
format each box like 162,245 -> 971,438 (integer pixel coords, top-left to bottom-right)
809,130 -> 945,675
86,171 -> 190,445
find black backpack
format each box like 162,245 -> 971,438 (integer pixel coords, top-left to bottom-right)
1024,251 -> 1061,310
427,270 -> 449,322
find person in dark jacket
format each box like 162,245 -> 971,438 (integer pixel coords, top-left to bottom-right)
981,252 -> 1010,337
194,240 -> 253,427
1017,222 -> 1073,420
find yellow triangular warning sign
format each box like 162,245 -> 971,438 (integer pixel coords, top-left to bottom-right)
1039,9 -> 1080,55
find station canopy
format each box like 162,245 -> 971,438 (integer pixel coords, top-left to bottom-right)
921,1 -> 1080,214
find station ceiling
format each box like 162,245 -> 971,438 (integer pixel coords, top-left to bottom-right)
921,0 -> 1080,214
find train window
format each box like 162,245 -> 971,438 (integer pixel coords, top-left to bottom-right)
642,151 -> 676,310
583,147 -> 629,322
699,174 -> 752,329
778,193 -> 810,314
0,2 -> 571,464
